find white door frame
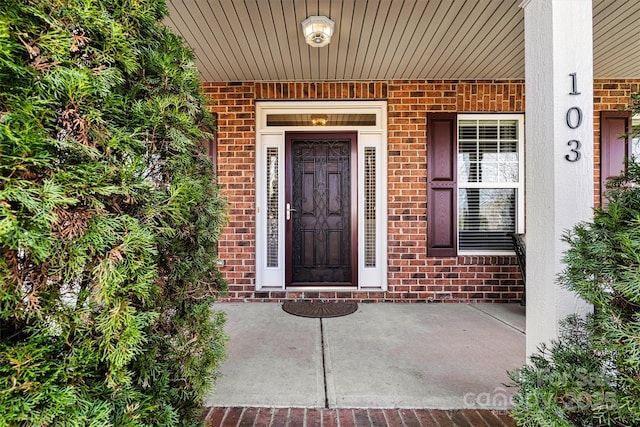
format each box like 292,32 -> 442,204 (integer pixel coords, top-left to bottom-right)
255,101 -> 388,291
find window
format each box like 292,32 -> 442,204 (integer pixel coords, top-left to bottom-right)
266,147 -> 279,267
600,111 -> 631,203
266,113 -> 377,127
457,116 -> 524,253
364,147 -> 376,267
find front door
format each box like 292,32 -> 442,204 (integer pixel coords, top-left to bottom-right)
285,132 -> 358,287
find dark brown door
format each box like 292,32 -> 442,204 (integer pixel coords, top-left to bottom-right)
285,132 -> 357,287
600,111 -> 631,203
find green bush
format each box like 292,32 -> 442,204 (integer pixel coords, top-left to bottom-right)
0,0 -> 227,425
510,159 -> 640,425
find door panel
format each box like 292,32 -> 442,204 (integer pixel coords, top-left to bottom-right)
285,132 -> 357,286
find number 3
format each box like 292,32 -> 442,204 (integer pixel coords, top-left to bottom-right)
565,140 -> 581,162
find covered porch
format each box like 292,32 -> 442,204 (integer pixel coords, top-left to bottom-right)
164,0 -> 640,357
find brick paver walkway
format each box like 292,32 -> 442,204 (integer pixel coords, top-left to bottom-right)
203,407 -> 516,426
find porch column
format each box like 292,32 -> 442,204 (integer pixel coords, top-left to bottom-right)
521,0 -> 594,357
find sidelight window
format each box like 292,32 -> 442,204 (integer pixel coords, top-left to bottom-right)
364,147 -> 376,267
266,148 -> 279,267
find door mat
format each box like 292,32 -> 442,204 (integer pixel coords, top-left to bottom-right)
282,301 -> 358,318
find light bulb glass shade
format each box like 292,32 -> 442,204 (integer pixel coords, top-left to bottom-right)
311,115 -> 328,126
301,16 -> 334,47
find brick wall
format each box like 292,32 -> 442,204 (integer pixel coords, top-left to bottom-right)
202,79 -> 640,303
201,82 -> 257,293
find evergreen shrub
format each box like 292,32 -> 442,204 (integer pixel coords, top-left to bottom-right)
0,0 -> 227,425
510,153 -> 640,424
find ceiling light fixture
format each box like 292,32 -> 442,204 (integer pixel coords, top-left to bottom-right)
311,115 -> 328,126
301,16 -> 335,47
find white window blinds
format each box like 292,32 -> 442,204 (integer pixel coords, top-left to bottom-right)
458,118 -> 522,252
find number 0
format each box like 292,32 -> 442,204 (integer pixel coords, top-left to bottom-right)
566,107 -> 583,129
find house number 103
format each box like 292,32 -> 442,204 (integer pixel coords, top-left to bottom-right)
565,72 -> 582,162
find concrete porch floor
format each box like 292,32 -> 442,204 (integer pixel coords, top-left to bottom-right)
204,302 -> 525,415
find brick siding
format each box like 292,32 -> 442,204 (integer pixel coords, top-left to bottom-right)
201,79 -> 640,303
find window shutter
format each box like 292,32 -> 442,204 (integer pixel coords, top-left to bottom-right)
427,113 -> 457,256
600,111 -> 630,203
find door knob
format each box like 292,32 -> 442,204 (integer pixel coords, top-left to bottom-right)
286,203 -> 297,220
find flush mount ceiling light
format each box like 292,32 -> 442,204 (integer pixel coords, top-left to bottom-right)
301,16 -> 335,47
311,114 -> 328,126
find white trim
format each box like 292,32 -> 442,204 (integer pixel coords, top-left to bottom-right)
519,0 -> 533,9
255,101 -> 388,291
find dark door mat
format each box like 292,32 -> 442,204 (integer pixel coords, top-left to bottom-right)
282,301 -> 358,318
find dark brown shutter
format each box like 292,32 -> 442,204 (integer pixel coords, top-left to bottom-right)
427,113 -> 457,257
600,111 -> 631,202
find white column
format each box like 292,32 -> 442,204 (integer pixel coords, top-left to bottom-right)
522,0 -> 594,357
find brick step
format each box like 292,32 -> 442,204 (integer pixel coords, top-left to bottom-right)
203,407 -> 516,427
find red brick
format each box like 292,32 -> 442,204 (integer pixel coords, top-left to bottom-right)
321,409 -> 339,427
223,407 -> 243,426
461,410 -> 491,426
271,408 -> 290,426
353,409 -> 371,427
428,409 -> 454,425
413,409 -> 437,425
477,410 -> 515,427
253,408 -> 274,427
286,408 -> 306,426
238,407 -> 258,427
337,409 -> 356,427
305,409 -> 322,427
448,410 -> 473,427
493,410 -> 517,426
367,409 -> 387,427
389,409 -> 413,426
384,409 -> 409,427
205,407 -> 227,427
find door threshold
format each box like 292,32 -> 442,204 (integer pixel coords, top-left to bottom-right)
285,286 -> 359,292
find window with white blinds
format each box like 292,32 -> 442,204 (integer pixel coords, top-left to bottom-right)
458,117 -> 523,252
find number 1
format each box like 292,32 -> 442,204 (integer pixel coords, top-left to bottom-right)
569,73 -> 580,95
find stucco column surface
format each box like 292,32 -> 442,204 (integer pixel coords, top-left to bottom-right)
522,0 -> 593,357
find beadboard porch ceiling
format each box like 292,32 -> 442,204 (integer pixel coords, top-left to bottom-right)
165,0 -> 640,83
